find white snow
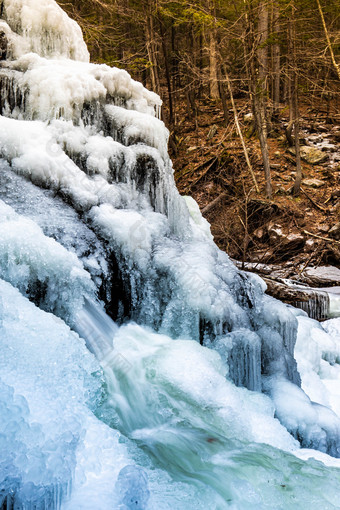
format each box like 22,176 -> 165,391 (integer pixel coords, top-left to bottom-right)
5,54 -> 161,121
2,0 -> 89,61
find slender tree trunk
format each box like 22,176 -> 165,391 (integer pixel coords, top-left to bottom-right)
218,64 -> 229,126
209,33 -> 219,99
159,19 -> 173,124
289,7 -> 302,195
258,1 -> 269,84
145,0 -> 160,94
272,1 -> 280,118
246,0 -> 272,198
209,2 -> 220,99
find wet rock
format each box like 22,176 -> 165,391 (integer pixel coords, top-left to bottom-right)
262,277 -> 315,304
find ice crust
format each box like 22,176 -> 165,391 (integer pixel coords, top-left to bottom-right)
0,279 -> 102,507
0,54 -> 161,121
1,0 -> 340,508
1,0 -> 89,61
0,199 -> 95,321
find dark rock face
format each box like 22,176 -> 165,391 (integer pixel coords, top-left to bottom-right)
0,29 -> 7,60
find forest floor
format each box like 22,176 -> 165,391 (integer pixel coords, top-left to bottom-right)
168,95 -> 340,283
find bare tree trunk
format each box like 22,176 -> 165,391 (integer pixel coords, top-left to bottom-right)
209,1 -> 220,99
246,0 -> 272,198
289,7 -> 302,195
159,19 -> 173,124
218,64 -> 229,126
209,32 -> 220,99
272,1 -> 280,118
145,0 -> 160,94
258,1 -> 269,84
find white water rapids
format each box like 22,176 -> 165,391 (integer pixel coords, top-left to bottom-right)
1,1 -> 340,509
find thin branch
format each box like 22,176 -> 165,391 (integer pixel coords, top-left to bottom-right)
316,0 -> 340,80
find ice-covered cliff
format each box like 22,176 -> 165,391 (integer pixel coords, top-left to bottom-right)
1,1 -> 340,509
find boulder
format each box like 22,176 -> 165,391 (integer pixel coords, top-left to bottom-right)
302,178 -> 325,188
299,266 -> 340,287
288,146 -> 328,165
267,222 -> 305,253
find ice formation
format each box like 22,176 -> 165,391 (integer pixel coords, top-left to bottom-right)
1,0 -> 89,61
1,0 -> 340,508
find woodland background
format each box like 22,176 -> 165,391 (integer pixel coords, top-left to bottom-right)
57,0 -> 340,276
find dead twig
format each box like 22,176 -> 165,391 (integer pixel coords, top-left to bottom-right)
303,230 -> 340,245
300,186 -> 327,212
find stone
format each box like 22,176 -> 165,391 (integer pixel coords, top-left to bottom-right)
304,239 -> 317,252
207,125 -> 218,139
301,266 -> 340,287
253,227 -> 266,240
244,113 -> 254,123
332,131 -> 340,143
329,223 -> 340,241
302,178 -> 325,188
288,146 -> 329,165
319,224 -> 330,233
267,222 -> 305,253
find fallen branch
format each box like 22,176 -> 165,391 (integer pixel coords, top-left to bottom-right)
325,190 -> 340,204
224,71 -> 259,193
303,230 -> 340,245
187,158 -> 218,189
316,0 -> 340,80
300,186 -> 327,212
202,192 -> 228,215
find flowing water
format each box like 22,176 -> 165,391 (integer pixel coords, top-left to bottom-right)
1,1 -> 340,509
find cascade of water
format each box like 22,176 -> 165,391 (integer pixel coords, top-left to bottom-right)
74,297 -> 118,361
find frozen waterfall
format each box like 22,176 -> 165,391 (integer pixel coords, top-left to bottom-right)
1,1 -> 340,509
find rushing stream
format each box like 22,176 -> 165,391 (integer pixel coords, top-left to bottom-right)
1,1 -> 340,509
